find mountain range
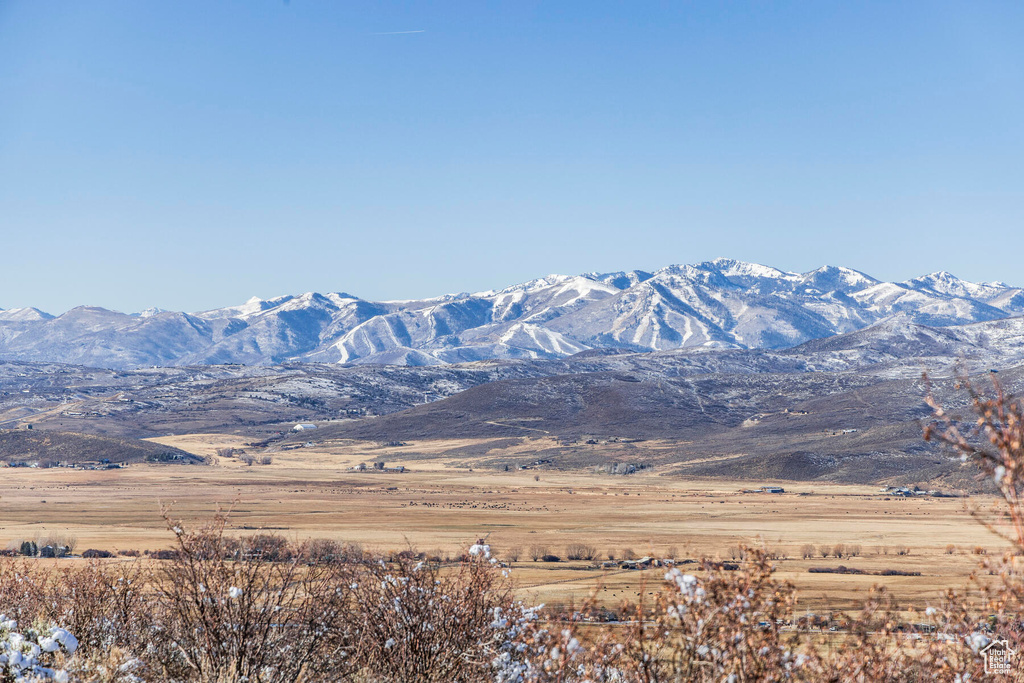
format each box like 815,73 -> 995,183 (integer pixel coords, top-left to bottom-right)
2,259 -> 1022,370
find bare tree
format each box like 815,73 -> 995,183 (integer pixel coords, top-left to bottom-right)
566,543 -> 599,561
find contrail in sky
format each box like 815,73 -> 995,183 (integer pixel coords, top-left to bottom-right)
371,30 -> 426,35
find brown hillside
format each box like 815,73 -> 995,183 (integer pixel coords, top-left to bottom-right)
0,429 -> 203,465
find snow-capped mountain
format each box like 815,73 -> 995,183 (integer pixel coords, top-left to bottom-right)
1,259 -> 1022,369
0,307 -> 54,322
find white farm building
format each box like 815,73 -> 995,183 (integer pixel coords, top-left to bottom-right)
292,423 -> 318,431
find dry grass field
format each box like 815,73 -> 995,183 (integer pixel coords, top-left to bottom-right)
0,433 -> 1012,617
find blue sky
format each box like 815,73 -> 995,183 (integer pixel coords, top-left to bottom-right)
1,1 -> 1022,313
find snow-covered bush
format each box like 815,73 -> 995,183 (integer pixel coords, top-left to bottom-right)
0,614 -> 76,683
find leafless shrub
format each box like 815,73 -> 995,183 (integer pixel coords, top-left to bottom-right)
819,545 -> 830,558
0,559 -> 51,626
833,543 -> 846,559
239,453 -> 256,466
800,543 -> 816,559
54,560 -> 152,656
847,544 -> 862,557
606,549 -> 616,561
504,545 -> 522,562
350,549 -> 521,682
528,544 -> 547,561
621,548 -> 637,560
146,513 -> 362,683
342,541 -> 365,562
385,549 -> 421,563
0,557 -> 152,660
240,533 -> 292,562
259,455 -> 273,465
876,568 -> 921,576
306,538 -> 345,563
895,545 -> 911,556
973,545 -> 987,555
946,543 -> 957,554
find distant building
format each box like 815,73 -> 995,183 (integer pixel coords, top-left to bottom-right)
293,423 -> 317,431
760,486 -> 785,494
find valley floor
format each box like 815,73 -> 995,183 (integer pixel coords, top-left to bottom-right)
0,433 -> 1009,615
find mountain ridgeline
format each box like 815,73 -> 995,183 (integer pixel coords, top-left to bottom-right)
1,259 -> 1022,370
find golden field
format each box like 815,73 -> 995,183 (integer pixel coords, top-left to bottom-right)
0,433 -> 1011,615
